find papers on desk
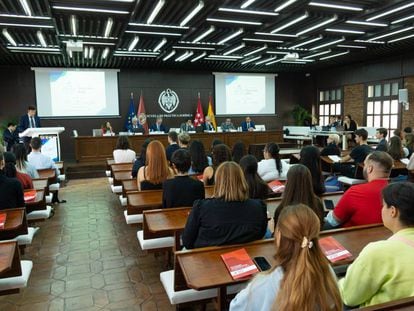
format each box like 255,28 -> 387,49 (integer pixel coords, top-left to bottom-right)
328,155 -> 341,163
319,236 -> 352,263
221,248 -> 259,280
400,158 -> 409,165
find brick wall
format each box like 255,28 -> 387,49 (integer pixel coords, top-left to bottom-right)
343,84 -> 364,126
402,76 -> 414,129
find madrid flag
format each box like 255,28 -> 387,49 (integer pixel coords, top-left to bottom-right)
193,94 -> 204,127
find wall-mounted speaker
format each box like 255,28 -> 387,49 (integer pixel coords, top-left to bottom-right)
399,89 -> 408,103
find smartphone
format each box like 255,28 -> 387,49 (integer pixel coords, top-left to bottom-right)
253,257 -> 271,271
324,199 -> 335,210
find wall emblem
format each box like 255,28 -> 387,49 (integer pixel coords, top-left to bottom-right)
158,88 -> 179,113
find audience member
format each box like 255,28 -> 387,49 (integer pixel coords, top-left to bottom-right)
343,114 -> 357,132
325,151 -> 393,228
257,143 -> 289,182
3,122 -> 19,151
113,136 -> 136,163
28,137 -> 60,176
150,117 -> 168,133
188,140 -> 210,175
240,116 -> 255,132
3,152 -> 33,189
393,129 -> 403,140
131,139 -> 151,178
101,121 -> 114,135
388,136 -> 408,160
178,132 -> 190,148
338,128 -> 372,178
230,204 -> 342,311
328,115 -> 341,128
403,126 -> 412,139
375,127 -> 388,152
231,141 -> 246,164
320,134 -> 341,156
339,182 -> 414,308
180,119 -> 195,132
220,118 -> 236,132
165,131 -> 179,161
239,155 -> 269,200
183,161 -> 267,249
137,140 -> 173,191
162,149 -> 205,209
404,133 -> 414,158
273,164 -> 324,231
299,145 -> 326,196
0,151 -> 24,209
13,143 -> 39,179
203,143 -> 232,185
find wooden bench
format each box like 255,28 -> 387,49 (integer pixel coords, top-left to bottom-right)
358,296 -> 414,310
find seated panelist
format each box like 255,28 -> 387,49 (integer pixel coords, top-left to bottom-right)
180,119 -> 195,132
220,118 -> 236,132
150,117 -> 168,133
127,117 -> 144,134
203,116 -> 215,132
240,116 -> 255,132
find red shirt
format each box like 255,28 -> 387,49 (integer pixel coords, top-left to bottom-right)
333,179 -> 388,228
16,171 -> 33,190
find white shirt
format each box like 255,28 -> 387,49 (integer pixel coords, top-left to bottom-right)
113,149 -> 136,163
28,151 -> 59,176
230,267 -> 284,311
257,159 -> 290,182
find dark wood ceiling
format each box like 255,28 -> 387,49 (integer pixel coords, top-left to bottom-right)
0,0 -> 414,72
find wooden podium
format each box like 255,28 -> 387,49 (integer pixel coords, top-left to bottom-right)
19,127 -> 65,161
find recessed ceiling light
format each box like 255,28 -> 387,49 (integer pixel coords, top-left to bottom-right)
296,15 -> 337,36
303,49 -> 331,59
271,12 -> 308,33
255,32 -> 297,37
223,43 -> 245,55
217,29 -> 243,45
0,22 -> 53,28
346,20 -> 387,27
180,1 -> 204,26
366,2 -> 414,21
290,36 -> 322,49
162,50 -> 176,61
218,7 -> 279,16
325,28 -> 365,34
102,47 -> 110,59
70,15 -> 77,36
191,52 -> 207,62
392,14 -> 414,24
52,6 -> 129,14
192,26 -> 215,43
241,0 -> 257,9
337,44 -> 366,49
309,2 -> 363,11
320,50 -> 349,60
206,18 -> 262,26
128,36 -> 139,51
125,30 -> 182,36
388,33 -> 414,43
368,27 -> 413,41
19,0 -> 32,16
2,29 -> 17,46
243,38 -> 283,43
154,38 -> 167,51
104,18 -> 113,38
244,45 -> 267,56
36,30 -> 47,47
147,0 -> 165,24
309,37 -> 344,50
275,0 -> 298,12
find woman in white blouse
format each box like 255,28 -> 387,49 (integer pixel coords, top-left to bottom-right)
257,143 -> 290,182
113,136 -> 136,163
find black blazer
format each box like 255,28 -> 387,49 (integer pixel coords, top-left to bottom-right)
149,123 -> 168,133
2,129 -> 19,151
0,172 -> 24,210
162,176 -> 205,209
19,114 -> 41,132
376,139 -> 388,152
182,198 -> 267,249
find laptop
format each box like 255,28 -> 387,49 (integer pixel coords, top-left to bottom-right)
92,129 -> 102,137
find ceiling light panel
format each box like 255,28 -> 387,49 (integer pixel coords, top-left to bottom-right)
36,30 -> 47,47
125,30 -> 182,36
271,12 -> 308,33
128,23 -> 189,29
368,27 -> 413,41
320,50 -> 349,60
243,38 -> 283,43
290,36 -> 322,49
366,2 -> 414,21
180,1 -> 204,26
337,44 -> 366,48
52,6 -> 129,14
191,52 -> 207,62
325,28 -> 365,34
244,45 -> 267,56
192,26 -> 215,43
241,56 -> 261,64
206,18 -> 262,26
255,32 -> 297,37
255,57 -> 277,65
219,7 -> 278,16
128,36 -> 139,51
162,50 -> 176,61
392,14 -> 414,24
275,0 -> 298,12
104,18 -> 113,38
2,29 -> 17,46
19,0 -> 32,16
309,37 -> 344,50
0,22 -> 53,28
309,2 -> 363,11
296,15 -> 337,36
217,29 -> 243,45
303,49 -> 331,58
241,0 -> 257,9
147,0 -> 165,24
70,15 -> 77,36
388,33 -> 414,43
154,38 -> 167,51
0,14 -> 50,19
346,20 -> 387,27
223,43 -> 245,55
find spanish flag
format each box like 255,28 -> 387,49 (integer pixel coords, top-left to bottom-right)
207,95 -> 217,130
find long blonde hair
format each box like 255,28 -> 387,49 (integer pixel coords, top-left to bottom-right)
272,204 -> 342,311
213,161 -> 249,202
144,140 -> 170,184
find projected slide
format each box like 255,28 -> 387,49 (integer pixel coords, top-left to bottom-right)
225,76 -> 266,114
50,71 -> 105,116
33,68 -> 120,117
214,72 -> 275,115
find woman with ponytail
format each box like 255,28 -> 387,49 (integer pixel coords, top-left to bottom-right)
257,142 -> 290,182
230,204 -> 342,311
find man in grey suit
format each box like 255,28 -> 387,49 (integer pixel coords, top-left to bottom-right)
180,119 -> 195,132
220,118 -> 236,132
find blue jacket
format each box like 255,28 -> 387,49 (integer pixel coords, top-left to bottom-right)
241,121 -> 255,132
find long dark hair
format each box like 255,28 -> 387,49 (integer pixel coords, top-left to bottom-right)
115,135 -> 131,150
3,152 -> 17,178
265,142 -> 282,174
388,136 -> 404,160
300,145 -> 326,196
239,155 -> 269,199
212,144 -> 232,169
12,143 -> 28,172
231,141 -> 246,164
274,164 -> 324,230
189,140 -> 209,173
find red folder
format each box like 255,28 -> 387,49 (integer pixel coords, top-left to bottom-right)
319,236 -> 352,262
268,180 -> 285,193
0,213 -> 7,229
221,248 -> 259,280
24,190 -> 37,202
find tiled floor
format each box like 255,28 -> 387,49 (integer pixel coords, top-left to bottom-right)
0,178 -> 175,311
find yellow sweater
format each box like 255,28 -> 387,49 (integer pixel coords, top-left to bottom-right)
339,227 -> 414,307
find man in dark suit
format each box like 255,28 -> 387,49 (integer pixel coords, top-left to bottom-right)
150,117 -> 168,133
19,105 -> 41,143
127,117 -> 144,134
203,116 -> 215,132
180,119 -> 195,132
375,127 -> 388,152
2,122 -> 19,151
240,116 -> 256,132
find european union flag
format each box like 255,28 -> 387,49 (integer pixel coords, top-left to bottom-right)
125,93 -> 136,131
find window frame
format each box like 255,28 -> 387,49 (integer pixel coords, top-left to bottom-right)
317,87 -> 343,126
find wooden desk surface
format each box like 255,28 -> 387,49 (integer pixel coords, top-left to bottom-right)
111,163 -> 133,173
145,207 -> 192,234
1,209 -> 24,231
25,189 -> 44,204
113,171 -> 132,181
0,241 -> 16,275
37,168 -> 56,179
177,224 -> 391,291
32,178 -> 48,190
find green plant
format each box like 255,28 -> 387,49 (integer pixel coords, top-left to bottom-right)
291,105 -> 312,126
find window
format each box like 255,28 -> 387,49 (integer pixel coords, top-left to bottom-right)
366,81 -> 400,137
318,88 -> 342,126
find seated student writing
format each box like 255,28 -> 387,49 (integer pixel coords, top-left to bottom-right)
339,182 -> 414,308
162,149 -> 205,209
182,161 -> 267,249
230,204 -> 342,311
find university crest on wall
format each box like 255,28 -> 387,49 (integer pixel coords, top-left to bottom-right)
158,88 -> 179,113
